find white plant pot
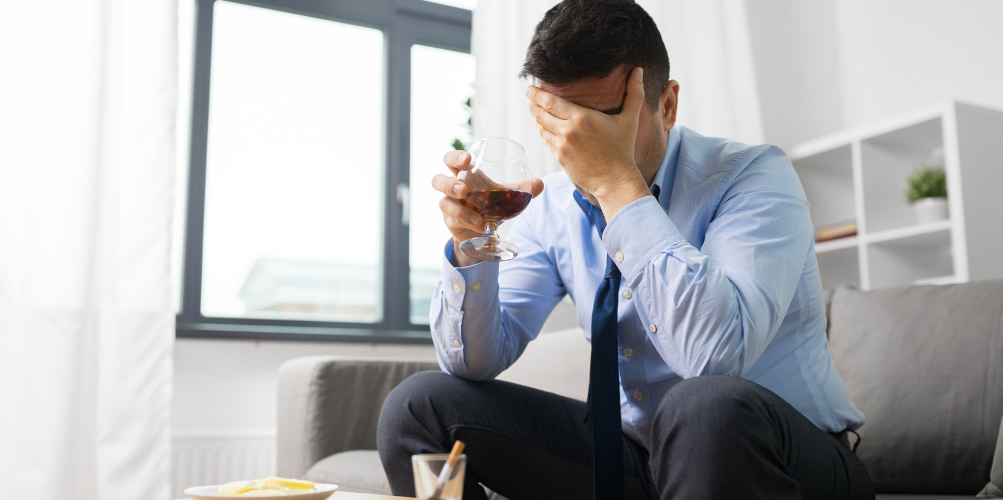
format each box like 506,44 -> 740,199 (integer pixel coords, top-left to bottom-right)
912,197 -> 948,224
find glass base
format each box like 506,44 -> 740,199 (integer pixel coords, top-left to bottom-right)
459,236 -> 519,262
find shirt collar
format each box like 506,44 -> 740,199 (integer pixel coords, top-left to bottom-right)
650,126 -> 680,209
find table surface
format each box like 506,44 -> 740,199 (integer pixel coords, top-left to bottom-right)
333,493 -> 413,500
175,492 -> 413,500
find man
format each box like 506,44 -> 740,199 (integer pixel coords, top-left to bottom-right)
378,1 -> 873,498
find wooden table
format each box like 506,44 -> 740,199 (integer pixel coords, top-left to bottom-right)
176,491 -> 414,500
334,493 -> 413,500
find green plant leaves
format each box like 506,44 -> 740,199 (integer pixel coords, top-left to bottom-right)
906,167 -> 947,203
452,97 -> 473,151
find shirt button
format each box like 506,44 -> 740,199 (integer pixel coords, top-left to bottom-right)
633,391 -> 643,401
615,251 -> 624,262
625,348 -> 634,358
452,283 -> 461,293
453,339 -> 461,347
649,324 -> 657,332
622,289 -> 632,299
472,282 -> 482,291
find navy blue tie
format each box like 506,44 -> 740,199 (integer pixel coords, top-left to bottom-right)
574,190 -> 624,500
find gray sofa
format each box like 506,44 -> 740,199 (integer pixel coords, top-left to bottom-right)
277,280 -> 1003,499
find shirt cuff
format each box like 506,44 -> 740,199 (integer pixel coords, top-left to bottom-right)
602,196 -> 687,280
440,239 -> 499,311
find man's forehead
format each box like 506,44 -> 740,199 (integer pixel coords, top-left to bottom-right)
538,66 -> 630,114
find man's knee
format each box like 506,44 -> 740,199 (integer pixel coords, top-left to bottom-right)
377,371 -> 452,446
653,376 -> 771,441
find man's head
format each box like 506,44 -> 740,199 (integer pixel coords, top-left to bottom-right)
520,0 -> 679,186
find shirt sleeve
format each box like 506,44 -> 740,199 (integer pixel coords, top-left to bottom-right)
601,146 -> 813,378
429,211 -> 567,380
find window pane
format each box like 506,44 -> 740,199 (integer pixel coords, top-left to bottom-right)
425,0 -> 477,10
409,45 -> 475,324
201,1 -> 384,322
173,0 -> 196,314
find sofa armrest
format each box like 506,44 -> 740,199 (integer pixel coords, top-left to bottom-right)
277,356 -> 439,478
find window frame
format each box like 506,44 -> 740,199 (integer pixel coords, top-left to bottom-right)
177,0 -> 471,343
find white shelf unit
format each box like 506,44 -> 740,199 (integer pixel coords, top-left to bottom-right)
790,101 -> 1003,291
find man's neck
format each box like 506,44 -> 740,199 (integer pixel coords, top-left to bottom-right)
640,135 -> 669,187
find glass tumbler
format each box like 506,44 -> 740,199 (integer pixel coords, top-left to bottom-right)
412,453 -> 467,500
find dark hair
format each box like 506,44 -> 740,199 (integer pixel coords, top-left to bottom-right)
519,0 -> 670,109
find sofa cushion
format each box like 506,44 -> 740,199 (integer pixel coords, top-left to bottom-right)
994,411 -> 1003,492
303,450 -> 391,495
824,288 -> 835,337
977,411 -> 1003,498
277,357 -> 440,478
827,281 -> 1003,494
496,326 -> 590,402
876,496 -> 983,500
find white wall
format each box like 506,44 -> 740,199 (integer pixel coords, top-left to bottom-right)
746,0 -> 1003,151
833,0 -> 1003,128
745,0 -> 845,150
172,339 -> 437,435
172,298 -> 577,436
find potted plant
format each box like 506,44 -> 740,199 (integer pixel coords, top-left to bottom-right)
907,167 -> 948,223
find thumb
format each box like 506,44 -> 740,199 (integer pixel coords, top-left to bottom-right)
517,178 -> 545,197
619,66 -> 645,125
530,178 -> 545,197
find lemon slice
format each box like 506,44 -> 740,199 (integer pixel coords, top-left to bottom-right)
220,480 -> 264,495
265,477 -> 315,490
217,477 -> 315,496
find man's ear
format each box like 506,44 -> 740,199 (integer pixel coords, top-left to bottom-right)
659,80 -> 680,131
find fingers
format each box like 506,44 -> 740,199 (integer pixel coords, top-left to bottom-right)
439,196 -> 482,229
524,178 -> 545,197
619,67 -> 645,121
511,177 -> 545,198
529,102 -> 565,135
529,104 -> 561,146
525,85 -> 575,120
534,120 -> 560,147
432,173 -> 468,199
442,149 -> 472,176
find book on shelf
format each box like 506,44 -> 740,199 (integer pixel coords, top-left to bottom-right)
815,220 -> 857,243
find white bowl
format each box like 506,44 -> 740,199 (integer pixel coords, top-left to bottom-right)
183,483 -> 338,500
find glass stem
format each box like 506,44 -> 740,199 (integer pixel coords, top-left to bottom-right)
482,220 -> 499,238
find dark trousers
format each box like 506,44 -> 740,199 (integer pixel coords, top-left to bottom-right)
377,372 -> 874,500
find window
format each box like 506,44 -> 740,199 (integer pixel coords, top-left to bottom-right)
175,0 -> 472,342
409,45 -> 475,323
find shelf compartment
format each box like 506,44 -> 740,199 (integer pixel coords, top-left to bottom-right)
860,117 -> 945,234
815,235 -> 858,254
816,245 -> 860,290
792,145 -> 856,230
865,219 -> 951,244
867,226 -> 953,290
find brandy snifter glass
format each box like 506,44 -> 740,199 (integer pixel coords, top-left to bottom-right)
457,138 -> 533,262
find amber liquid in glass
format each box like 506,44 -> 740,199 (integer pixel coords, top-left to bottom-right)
465,189 -> 532,223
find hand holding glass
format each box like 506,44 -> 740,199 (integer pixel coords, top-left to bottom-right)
458,138 -> 533,262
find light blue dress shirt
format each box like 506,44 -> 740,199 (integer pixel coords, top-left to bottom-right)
430,126 -> 865,449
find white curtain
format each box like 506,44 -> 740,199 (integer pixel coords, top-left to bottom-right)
0,0 -> 177,499
472,0 -> 764,178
